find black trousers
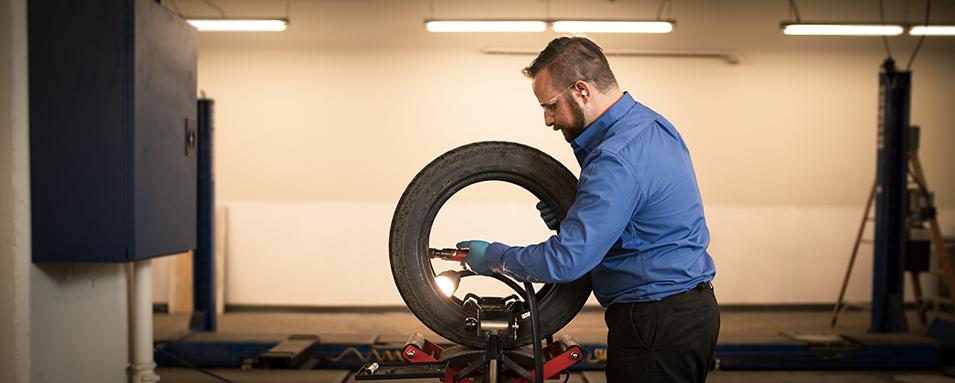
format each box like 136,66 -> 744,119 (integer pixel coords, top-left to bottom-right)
604,283 -> 720,383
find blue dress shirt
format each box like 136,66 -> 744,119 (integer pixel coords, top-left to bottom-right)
484,92 -> 716,306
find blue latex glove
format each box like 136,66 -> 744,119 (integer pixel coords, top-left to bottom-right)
536,201 -> 559,231
456,240 -> 494,276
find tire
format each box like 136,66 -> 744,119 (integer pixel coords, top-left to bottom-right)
389,141 -> 592,349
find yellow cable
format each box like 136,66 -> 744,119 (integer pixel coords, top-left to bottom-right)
584,348 -> 607,364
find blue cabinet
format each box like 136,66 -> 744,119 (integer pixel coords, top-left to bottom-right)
29,0 -> 198,262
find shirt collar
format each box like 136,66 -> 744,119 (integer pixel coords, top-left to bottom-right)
571,91 -> 636,161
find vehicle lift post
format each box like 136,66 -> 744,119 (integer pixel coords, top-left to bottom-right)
190,97 -> 216,333
871,58 -> 911,333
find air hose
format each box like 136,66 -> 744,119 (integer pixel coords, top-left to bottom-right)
524,282 -> 544,383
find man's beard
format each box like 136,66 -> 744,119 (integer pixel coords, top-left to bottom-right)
556,99 -> 586,143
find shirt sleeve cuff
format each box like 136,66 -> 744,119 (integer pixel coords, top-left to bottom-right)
484,242 -> 510,272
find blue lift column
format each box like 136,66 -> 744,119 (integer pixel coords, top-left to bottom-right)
871,58 -> 910,334
190,98 -> 217,332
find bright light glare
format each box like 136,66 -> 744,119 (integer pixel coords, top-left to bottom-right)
553,21 -> 673,33
910,26 -> 955,36
188,19 -> 287,32
427,21 -> 546,32
782,24 -> 903,36
436,275 -> 456,297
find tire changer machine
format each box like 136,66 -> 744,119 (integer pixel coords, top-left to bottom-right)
359,142 -> 594,383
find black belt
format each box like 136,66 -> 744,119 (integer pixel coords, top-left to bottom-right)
696,281 -> 714,291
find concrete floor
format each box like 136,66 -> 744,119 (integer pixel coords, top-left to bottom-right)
154,308 -> 955,383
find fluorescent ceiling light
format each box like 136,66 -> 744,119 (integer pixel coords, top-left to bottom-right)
552,21 -> 673,33
187,19 -> 288,32
910,26 -> 955,35
426,21 -> 546,32
482,47 -> 741,64
782,23 -> 903,36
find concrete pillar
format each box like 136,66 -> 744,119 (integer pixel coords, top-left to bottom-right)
0,0 -> 32,381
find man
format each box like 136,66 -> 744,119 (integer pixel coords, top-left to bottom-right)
457,36 -> 719,383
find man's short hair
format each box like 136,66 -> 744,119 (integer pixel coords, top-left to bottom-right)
522,36 -> 617,93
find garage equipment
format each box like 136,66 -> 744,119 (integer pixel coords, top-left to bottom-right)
257,334 -> 322,369
381,141 -> 595,381
830,58 -> 955,331
831,124 -> 955,328
374,239 -> 585,382
715,58 -> 955,369
388,142 -> 592,351
429,248 -> 469,263
29,0 -> 198,263
356,302 -> 584,383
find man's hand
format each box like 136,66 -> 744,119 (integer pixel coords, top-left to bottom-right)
536,201 -> 560,231
456,240 -> 494,276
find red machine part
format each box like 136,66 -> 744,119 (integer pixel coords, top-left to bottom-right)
402,337 -> 583,383
403,340 -> 476,383
517,341 -> 583,382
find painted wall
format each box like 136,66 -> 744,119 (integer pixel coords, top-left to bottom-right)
152,0 -> 955,306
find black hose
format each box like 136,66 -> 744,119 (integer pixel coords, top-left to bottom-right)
492,274 -> 529,301
459,272 -> 529,301
524,282 -> 544,383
